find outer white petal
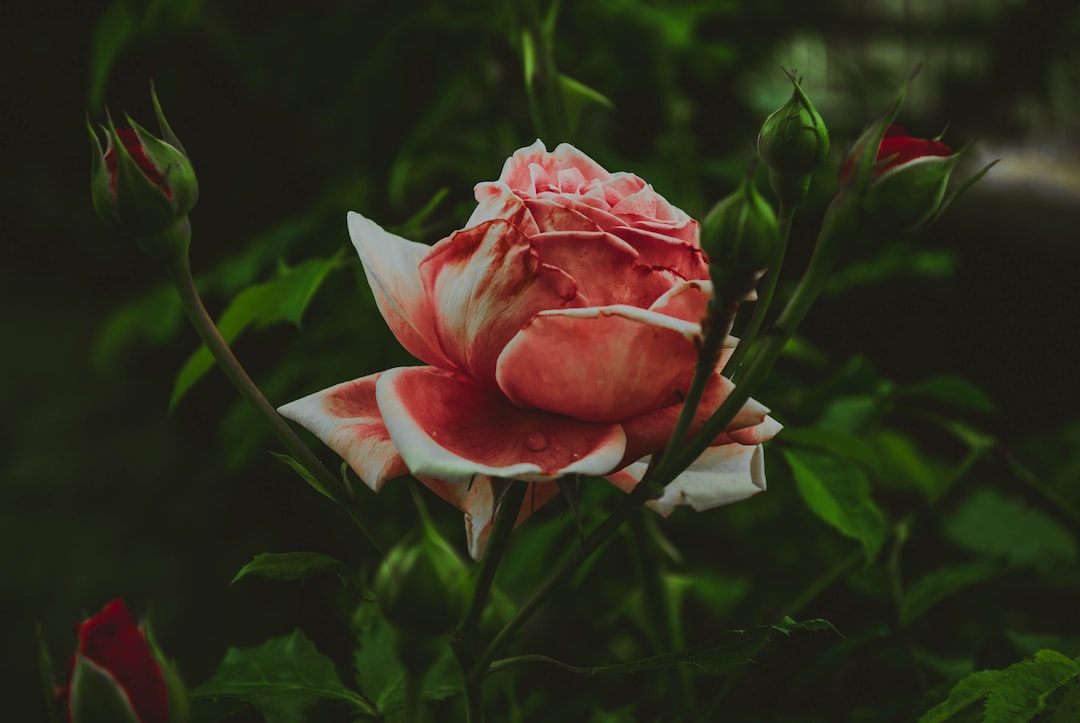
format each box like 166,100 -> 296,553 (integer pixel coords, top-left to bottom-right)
609,444 -> 768,517
347,212 -> 454,369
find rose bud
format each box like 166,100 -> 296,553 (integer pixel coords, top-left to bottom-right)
374,523 -> 470,638
757,70 -> 829,208
700,169 -> 781,299
89,85 -> 198,259
54,599 -> 180,723
838,123 -> 961,233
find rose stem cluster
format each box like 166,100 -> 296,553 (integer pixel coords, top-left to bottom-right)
91,87 -> 386,555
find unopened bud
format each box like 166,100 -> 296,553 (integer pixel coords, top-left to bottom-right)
757,70 -> 829,208
700,170 -> 780,298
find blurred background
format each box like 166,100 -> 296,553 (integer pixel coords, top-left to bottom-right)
4,0 -> 1079,720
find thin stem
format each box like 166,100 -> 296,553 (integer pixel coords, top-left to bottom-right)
647,295 -> 738,480
779,548 -> 863,620
999,446 -> 1080,532
655,204 -> 846,484
628,510 -> 694,720
167,252 -> 386,554
510,0 -> 568,141
723,203 -> 794,380
403,669 -> 423,723
473,480 -> 655,675
460,482 -> 528,634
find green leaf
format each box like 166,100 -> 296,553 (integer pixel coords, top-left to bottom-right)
231,552 -> 346,585
984,650 -> 1080,723
92,283 -> 182,369
270,452 -> 336,502
901,560 -> 1004,625
783,449 -> 888,562
488,618 -> 836,677
917,669 -> 1003,722
778,426 -> 881,474
868,429 -> 945,499
944,489 -> 1077,572
558,73 -> 615,133
919,651 -> 1080,723
169,255 -> 341,410
191,629 -> 374,722
37,626 -> 60,723
899,375 -> 995,413
352,603 -> 462,712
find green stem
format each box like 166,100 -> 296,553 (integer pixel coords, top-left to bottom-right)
628,510 -> 694,720
403,668 -> 423,723
511,0 -> 568,141
473,480 -> 655,675
460,482 -> 528,635
647,295 -> 738,480
722,203 -> 794,380
166,252 -> 386,554
654,199 -> 851,484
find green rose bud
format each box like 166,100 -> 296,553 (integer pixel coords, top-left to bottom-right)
374,524 -> 470,638
757,70 -> 829,208
89,84 -> 197,262
700,170 -> 781,298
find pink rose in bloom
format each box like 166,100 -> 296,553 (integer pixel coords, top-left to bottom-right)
55,599 -> 169,723
280,141 -> 781,557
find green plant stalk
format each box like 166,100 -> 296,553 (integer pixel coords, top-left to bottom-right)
165,250 -> 386,554
452,481 -> 528,723
654,198 -> 853,484
722,203 -> 794,380
647,295 -> 740,480
511,0 -> 568,141
403,668 -> 423,723
473,480 -> 655,675
628,510 -> 694,720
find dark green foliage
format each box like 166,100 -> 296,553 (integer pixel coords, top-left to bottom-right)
10,0 -> 1080,721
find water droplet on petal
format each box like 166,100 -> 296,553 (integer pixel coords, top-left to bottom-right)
525,431 -> 549,452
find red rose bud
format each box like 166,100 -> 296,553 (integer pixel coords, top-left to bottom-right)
836,123 -> 962,233
89,85 -> 197,259
55,599 -> 170,723
700,169 -> 781,299
757,69 -> 829,208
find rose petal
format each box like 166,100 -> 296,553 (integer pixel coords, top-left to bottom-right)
467,181 -> 542,234
75,600 -> 168,723
610,183 -> 692,227
278,372 -> 408,491
421,219 -> 584,386
620,371 -> 778,464
524,198 -> 606,234
376,366 -> 627,482
530,193 -> 630,234
497,140 -> 610,196
531,231 -> 676,308
632,218 -> 700,245
419,476 -> 561,559
347,213 -> 454,369
648,278 -> 713,324
608,225 -> 710,280
606,443 -> 767,516
496,305 -> 702,424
